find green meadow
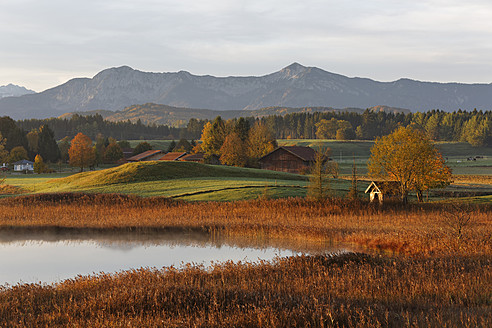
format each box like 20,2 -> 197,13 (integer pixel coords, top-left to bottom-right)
2,140 -> 490,202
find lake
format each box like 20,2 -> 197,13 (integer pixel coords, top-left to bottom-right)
0,229 -> 349,286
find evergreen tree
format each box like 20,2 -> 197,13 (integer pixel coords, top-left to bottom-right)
347,156 -> 359,200
233,117 -> 250,141
103,142 -> 124,163
58,136 -> 71,163
307,147 -> 331,200
167,140 -> 177,152
38,125 -> 60,162
133,142 -> 152,155
173,138 -> 192,152
0,116 -> 28,151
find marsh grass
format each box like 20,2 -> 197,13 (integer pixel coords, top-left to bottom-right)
0,253 -> 489,327
0,194 -> 490,327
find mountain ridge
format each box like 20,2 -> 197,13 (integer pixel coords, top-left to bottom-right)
1,63 -> 491,119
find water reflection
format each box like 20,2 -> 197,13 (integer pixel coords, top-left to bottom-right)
0,229 -> 350,286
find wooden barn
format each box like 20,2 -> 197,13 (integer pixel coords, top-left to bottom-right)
258,146 -> 317,174
365,181 -> 400,204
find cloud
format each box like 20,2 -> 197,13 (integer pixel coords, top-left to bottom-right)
1,0 -> 491,91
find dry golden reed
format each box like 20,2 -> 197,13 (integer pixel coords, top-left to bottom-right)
0,193 -> 490,327
0,193 -> 489,256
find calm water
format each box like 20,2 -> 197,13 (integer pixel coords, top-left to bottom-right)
0,230 -> 346,286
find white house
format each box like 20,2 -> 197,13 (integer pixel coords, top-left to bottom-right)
13,159 -> 34,172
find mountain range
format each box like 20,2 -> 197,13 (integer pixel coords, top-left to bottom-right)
1,63 -> 491,120
0,84 -> 35,99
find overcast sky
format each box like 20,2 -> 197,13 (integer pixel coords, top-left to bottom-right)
1,0 -> 492,92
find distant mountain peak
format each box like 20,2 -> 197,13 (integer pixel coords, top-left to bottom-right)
0,84 -> 35,98
277,62 -> 311,79
284,62 -> 306,70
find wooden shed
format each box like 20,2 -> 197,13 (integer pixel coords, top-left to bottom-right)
258,146 -> 317,174
365,181 -> 400,204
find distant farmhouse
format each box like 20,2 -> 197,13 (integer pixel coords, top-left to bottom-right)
365,181 -> 400,204
13,159 -> 34,173
258,146 -> 317,174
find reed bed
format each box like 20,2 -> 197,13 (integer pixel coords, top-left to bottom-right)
0,194 -> 491,327
0,254 -> 490,327
0,193 -> 489,256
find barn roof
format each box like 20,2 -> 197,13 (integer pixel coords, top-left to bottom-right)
259,146 -> 317,162
159,152 -> 187,161
179,153 -> 204,161
126,149 -> 163,162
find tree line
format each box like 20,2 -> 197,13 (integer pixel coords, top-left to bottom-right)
16,109 -> 492,147
257,109 -> 492,146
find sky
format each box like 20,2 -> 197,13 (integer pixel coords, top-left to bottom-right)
1,0 -> 492,92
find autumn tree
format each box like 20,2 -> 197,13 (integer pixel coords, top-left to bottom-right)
247,122 -> 277,166
33,154 -> 46,174
8,146 -> 28,163
200,117 -> 227,158
368,125 -> 452,203
460,116 -> 491,147
219,132 -> 248,167
68,133 -> 95,172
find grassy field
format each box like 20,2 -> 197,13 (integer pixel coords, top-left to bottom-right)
3,162 -> 319,200
1,139 -> 490,201
0,195 -> 490,327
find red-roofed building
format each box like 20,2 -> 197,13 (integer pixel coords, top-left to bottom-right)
258,146 -> 318,174
126,150 -> 164,162
158,152 -> 187,161
179,152 -> 204,163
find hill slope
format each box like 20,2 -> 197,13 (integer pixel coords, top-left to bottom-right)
60,104 -> 410,126
37,161 -> 306,190
1,63 -> 492,119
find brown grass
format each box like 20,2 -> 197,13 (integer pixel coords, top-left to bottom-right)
0,193 -> 489,256
0,194 -> 491,327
